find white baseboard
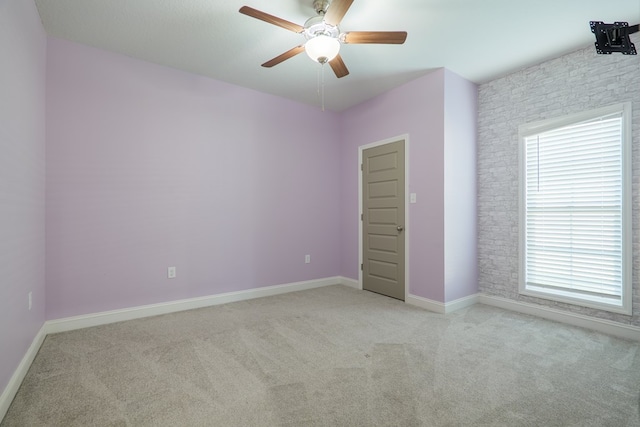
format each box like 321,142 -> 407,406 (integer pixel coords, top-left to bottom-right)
0,325 -> 47,421
445,293 -> 481,313
478,294 -> 640,342
406,294 -> 446,313
406,293 -> 479,314
46,276 -> 342,334
338,277 -> 360,289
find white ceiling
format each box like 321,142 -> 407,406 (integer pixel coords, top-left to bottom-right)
34,0 -> 640,111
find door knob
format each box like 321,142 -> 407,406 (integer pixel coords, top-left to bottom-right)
397,225 -> 404,232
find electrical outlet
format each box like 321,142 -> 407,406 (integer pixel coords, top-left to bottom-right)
168,266 -> 176,279
305,255 -> 311,264
28,292 -> 32,311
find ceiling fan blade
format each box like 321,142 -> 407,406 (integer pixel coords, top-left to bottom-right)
343,31 -> 408,44
239,6 -> 304,33
261,45 -> 305,68
329,54 -> 349,78
323,0 -> 354,27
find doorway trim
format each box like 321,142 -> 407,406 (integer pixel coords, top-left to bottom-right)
358,134 -> 410,301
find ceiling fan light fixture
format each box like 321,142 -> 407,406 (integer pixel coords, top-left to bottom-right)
305,35 -> 340,63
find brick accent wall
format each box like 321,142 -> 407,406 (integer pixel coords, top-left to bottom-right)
478,34 -> 640,326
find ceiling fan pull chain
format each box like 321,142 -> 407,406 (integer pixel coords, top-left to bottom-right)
317,65 -> 321,108
316,63 -> 326,112
321,62 -> 326,112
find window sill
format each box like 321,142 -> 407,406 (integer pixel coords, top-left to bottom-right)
519,285 -> 632,316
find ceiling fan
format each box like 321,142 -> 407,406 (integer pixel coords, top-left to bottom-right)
239,0 -> 408,78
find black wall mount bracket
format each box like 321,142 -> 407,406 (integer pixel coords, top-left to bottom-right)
590,21 -> 638,55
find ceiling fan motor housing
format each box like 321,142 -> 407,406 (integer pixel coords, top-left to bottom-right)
304,16 -> 340,41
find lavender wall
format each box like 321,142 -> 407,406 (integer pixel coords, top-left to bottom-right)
0,0 -> 46,395
45,38 -> 342,319
340,69 -> 447,301
443,69 -> 478,302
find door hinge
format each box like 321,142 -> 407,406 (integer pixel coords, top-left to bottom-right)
361,263 -> 363,271
361,163 -> 363,171
361,213 -> 363,221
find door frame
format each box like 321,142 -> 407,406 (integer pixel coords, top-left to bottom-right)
358,134 -> 410,302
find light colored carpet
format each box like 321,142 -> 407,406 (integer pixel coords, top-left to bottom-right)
2,285 -> 639,426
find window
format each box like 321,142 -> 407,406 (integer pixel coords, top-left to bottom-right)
519,103 -> 632,314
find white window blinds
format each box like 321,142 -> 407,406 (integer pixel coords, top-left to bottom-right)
521,105 -> 631,313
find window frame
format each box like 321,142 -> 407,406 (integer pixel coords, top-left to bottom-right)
518,103 -> 633,315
